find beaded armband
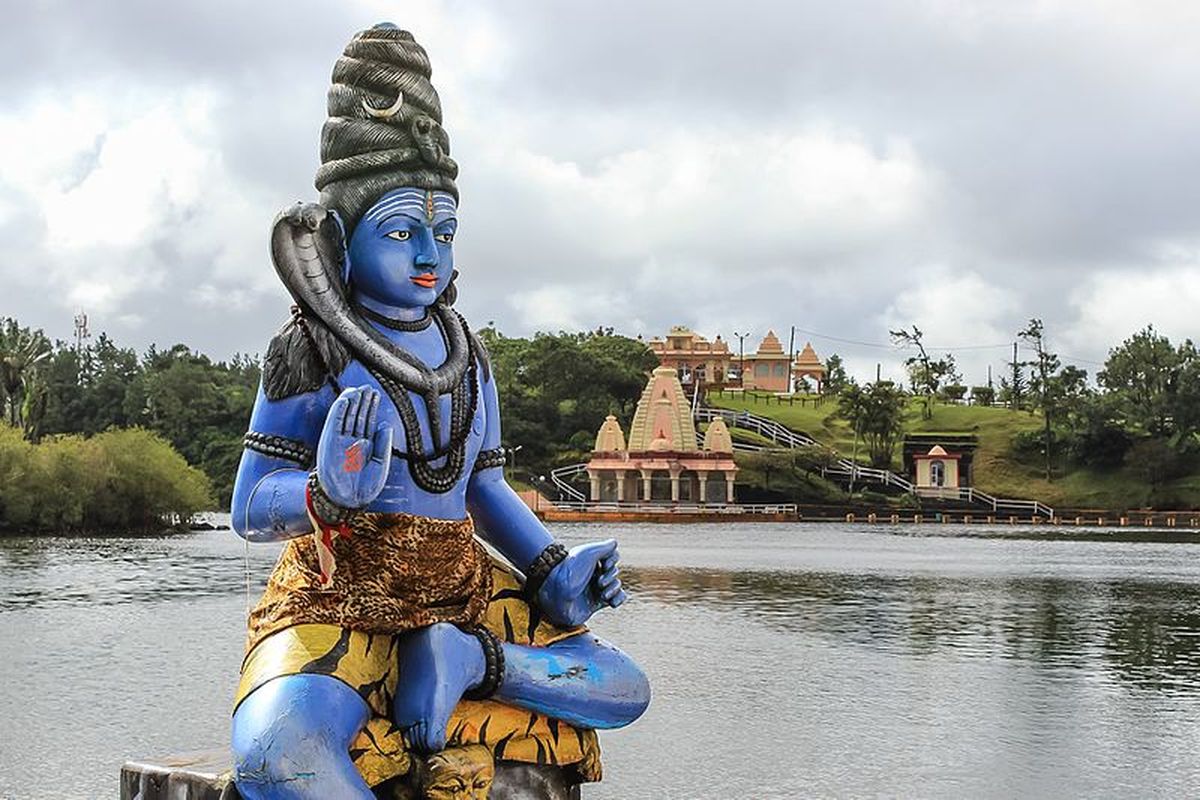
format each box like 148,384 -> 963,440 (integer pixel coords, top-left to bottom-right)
462,626 -> 506,700
243,431 -> 314,466
523,542 -> 569,601
305,471 -> 360,527
473,447 -> 506,472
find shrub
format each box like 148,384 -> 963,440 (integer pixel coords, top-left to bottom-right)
0,426 -> 212,534
940,384 -> 968,402
970,386 -> 996,406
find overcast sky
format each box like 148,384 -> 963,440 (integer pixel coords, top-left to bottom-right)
3,1 -> 1199,385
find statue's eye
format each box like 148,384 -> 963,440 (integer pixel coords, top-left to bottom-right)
435,232 -> 454,244
385,230 -> 411,241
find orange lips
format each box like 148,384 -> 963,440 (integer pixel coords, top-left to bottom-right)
410,272 -> 438,289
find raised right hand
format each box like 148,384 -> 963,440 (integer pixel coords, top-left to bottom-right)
316,386 -> 394,509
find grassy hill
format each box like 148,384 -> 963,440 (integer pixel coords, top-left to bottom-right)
707,390 -> 1200,510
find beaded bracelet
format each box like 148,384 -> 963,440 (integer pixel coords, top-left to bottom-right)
462,626 -> 506,700
306,471 -> 360,527
523,542 -> 569,601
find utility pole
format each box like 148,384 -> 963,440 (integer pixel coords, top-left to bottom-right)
787,325 -> 796,394
733,331 -> 752,389
1011,341 -> 1020,410
876,363 -> 881,384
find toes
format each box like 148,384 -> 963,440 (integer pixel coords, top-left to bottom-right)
406,721 -> 429,754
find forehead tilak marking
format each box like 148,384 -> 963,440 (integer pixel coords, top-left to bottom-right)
365,190 -> 457,223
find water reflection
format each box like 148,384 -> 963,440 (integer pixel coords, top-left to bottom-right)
625,566 -> 1200,694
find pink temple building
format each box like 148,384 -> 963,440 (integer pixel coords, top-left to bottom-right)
647,325 -> 733,388
737,330 -> 792,393
586,366 -> 739,504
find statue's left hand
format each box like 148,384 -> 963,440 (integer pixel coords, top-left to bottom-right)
537,539 -> 626,628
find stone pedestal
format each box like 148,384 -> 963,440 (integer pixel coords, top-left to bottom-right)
120,749 -> 582,800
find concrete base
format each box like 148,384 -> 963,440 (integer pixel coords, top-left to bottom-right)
120,749 -> 582,800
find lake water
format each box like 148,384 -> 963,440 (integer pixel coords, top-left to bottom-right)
2,522 -> 1200,799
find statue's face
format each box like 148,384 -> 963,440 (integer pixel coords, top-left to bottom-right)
419,745 -> 494,800
347,188 -> 457,310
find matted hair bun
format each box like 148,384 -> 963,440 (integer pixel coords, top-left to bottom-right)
315,24 -> 458,232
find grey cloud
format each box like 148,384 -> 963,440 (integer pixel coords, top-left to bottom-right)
2,1 -> 1198,381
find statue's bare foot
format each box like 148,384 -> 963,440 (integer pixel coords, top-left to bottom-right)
393,623 -> 487,754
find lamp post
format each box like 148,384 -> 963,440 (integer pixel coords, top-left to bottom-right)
506,444 -> 524,482
733,330 -> 752,389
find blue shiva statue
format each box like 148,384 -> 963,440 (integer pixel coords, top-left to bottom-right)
228,24 -> 649,800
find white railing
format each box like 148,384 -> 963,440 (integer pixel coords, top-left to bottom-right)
698,406 -> 914,492
548,462 -> 588,502
916,486 -> 1055,519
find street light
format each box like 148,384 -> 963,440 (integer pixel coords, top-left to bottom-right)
733,331 -> 752,389
506,444 -> 524,481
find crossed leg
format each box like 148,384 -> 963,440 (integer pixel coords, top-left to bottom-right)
393,624 -> 651,753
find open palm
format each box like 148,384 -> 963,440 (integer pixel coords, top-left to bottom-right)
316,386 -> 393,508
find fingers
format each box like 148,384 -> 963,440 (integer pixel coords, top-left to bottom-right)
578,538 -> 618,567
371,422 -> 394,465
339,389 -> 361,436
598,562 -> 619,586
609,588 -> 628,607
336,386 -> 378,437
599,578 -> 623,603
363,389 -> 379,439
327,391 -> 352,438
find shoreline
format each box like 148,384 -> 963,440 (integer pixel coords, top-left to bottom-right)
535,503 -> 1200,528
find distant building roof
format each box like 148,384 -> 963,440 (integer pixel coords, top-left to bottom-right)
594,415 -> 626,453
703,418 -> 734,453
757,330 -> 784,354
794,342 -> 825,370
626,366 -> 699,453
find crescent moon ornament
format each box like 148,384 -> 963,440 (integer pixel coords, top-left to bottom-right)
361,90 -> 404,120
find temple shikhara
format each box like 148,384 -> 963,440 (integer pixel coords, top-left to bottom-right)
587,366 -> 738,503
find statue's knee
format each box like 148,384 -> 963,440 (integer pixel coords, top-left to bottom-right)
231,676 -> 365,794
616,654 -> 652,725
589,640 -> 651,726
231,697 -> 293,788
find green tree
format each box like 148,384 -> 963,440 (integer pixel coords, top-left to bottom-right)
970,385 -> 996,406
477,327 -> 656,479
890,326 -> 958,420
836,380 -> 908,468
0,318 -> 52,428
823,353 -> 849,394
0,425 -> 211,534
126,344 -> 259,504
1019,318 -> 1061,480
1099,326 -> 1199,443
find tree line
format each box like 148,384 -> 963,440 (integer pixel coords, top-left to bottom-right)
0,317 -> 260,511
0,317 -> 658,523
